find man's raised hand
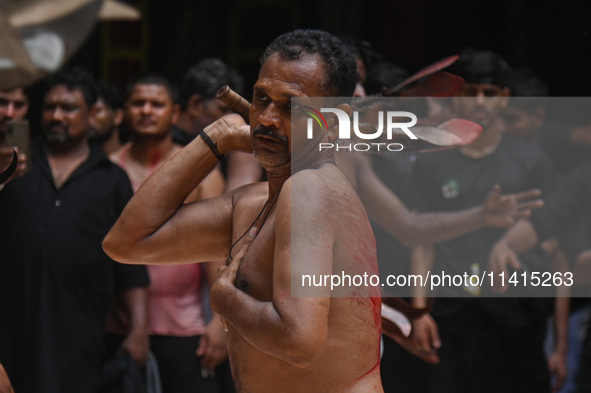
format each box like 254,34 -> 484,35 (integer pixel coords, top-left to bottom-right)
484,185 -> 543,228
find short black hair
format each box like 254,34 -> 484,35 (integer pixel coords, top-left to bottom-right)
339,36 -> 384,76
261,29 -> 358,97
364,60 -> 409,96
506,67 -> 548,111
44,66 -> 96,108
506,67 -> 549,97
451,49 -> 511,88
125,74 -> 177,103
96,80 -> 124,110
178,58 -> 243,111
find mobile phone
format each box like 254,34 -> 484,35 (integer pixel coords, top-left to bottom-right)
4,119 -> 32,174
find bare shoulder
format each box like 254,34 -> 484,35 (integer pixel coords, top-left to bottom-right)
290,164 -> 356,204
280,164 -> 360,228
109,143 -> 129,165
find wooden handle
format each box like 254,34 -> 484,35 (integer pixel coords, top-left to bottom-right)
216,85 -> 251,123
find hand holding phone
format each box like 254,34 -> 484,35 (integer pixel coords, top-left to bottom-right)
2,119 -> 31,178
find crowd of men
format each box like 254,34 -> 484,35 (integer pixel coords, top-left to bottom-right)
1,29 -> 590,393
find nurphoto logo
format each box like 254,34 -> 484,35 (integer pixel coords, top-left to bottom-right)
302,100 -> 419,152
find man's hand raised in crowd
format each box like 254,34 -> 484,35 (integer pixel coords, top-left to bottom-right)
483,185 -> 543,228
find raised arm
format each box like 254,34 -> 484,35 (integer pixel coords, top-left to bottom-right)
103,114 -> 251,265
356,154 -> 541,246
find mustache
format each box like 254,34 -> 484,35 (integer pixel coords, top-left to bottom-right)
253,125 -> 288,144
46,121 -> 68,130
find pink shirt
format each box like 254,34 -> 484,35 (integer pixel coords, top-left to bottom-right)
146,264 -> 207,336
106,263 -> 207,337
107,145 -> 208,336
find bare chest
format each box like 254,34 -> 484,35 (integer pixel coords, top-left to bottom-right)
232,213 -> 276,301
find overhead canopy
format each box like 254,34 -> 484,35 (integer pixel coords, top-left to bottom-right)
0,0 -> 140,90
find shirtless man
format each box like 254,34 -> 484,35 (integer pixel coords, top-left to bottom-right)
107,74 -> 227,392
104,29 -> 383,393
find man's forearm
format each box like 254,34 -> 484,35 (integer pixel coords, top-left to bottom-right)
553,296 -> 570,356
213,283 -> 328,367
411,244 -> 435,306
118,287 -> 149,366
358,163 -> 487,246
121,287 -> 148,334
368,200 -> 486,247
103,119 -> 237,264
500,219 -> 539,254
406,208 -> 487,246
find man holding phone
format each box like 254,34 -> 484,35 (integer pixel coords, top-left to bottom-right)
0,67 -> 150,393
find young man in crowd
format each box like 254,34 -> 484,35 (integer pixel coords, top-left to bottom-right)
106,74 -> 229,393
409,50 -> 558,393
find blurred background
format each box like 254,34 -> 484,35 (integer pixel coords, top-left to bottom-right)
69,0 -> 591,96
6,0 -> 591,132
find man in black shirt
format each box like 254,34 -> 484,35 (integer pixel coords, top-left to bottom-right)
410,50 -> 557,393
490,161 -> 591,392
0,67 -> 149,393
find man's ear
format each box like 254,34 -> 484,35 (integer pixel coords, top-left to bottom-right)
187,94 -> 202,117
172,104 -> 181,125
499,87 -> 511,108
112,108 -> 124,128
326,103 -> 352,142
88,103 -> 99,124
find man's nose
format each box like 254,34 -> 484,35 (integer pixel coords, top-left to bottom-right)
258,102 -> 282,129
5,103 -> 16,118
50,107 -> 65,121
141,102 -> 153,114
475,91 -> 486,105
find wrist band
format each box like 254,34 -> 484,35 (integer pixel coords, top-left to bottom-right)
200,129 -> 225,161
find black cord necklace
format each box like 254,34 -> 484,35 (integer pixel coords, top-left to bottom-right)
228,186 -> 283,260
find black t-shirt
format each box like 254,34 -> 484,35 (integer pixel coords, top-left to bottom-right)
0,139 -> 149,393
411,134 -> 558,298
171,124 -> 194,147
537,121 -> 591,176
531,161 -> 591,300
530,161 -> 591,245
